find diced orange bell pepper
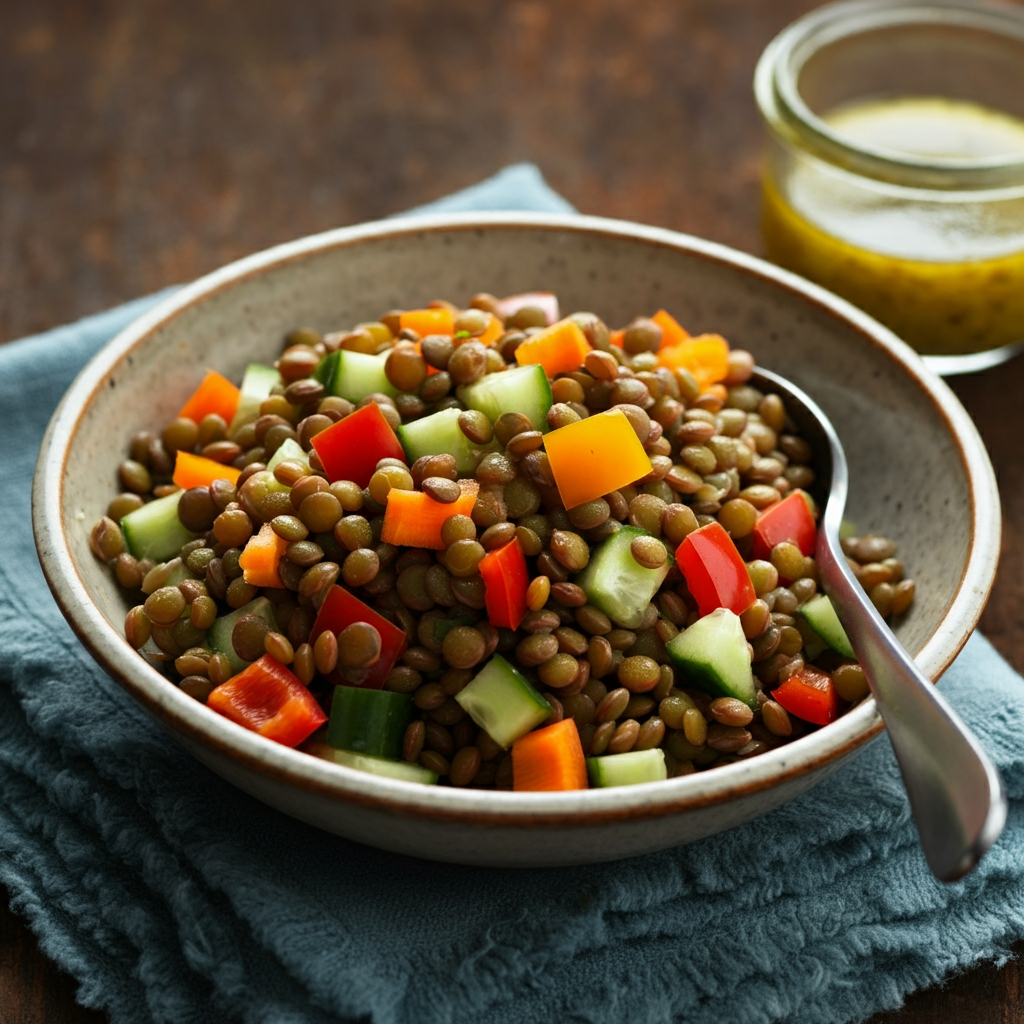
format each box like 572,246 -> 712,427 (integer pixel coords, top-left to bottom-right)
657,333 -> 730,388
238,521 -> 290,588
172,450 -> 241,490
399,308 -> 454,337
380,480 -> 480,549
607,310 -> 688,351
651,309 -> 690,348
514,318 -> 591,377
543,409 -> 652,509
177,370 -> 241,426
475,312 -> 504,347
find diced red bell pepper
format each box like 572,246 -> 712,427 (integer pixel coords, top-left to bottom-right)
309,403 -> 406,489
478,537 -> 529,630
752,490 -> 817,562
677,521 -> 756,617
771,665 -> 842,726
310,585 -> 408,689
207,654 -> 327,747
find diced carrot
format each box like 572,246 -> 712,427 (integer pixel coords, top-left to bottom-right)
651,309 -> 690,348
512,718 -> 588,791
177,370 -> 241,426
238,521 -> 289,588
172,450 -> 241,490
543,409 -> 652,510
399,308 -> 454,337
657,333 -> 730,387
704,382 -> 728,402
609,328 -> 625,348
514,318 -> 591,377
380,480 -> 480,549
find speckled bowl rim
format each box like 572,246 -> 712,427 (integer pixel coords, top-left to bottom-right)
33,212 -> 1001,830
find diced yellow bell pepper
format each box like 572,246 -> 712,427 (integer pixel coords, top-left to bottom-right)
543,409 -> 652,509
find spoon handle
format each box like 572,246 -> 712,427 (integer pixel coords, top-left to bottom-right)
816,535 -> 1007,881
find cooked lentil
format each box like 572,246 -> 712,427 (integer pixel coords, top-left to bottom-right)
94,291 -> 918,790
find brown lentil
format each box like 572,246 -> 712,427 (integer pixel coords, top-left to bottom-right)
96,296 -> 920,791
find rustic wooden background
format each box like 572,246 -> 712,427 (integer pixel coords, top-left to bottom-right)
2,1 -> 1022,1021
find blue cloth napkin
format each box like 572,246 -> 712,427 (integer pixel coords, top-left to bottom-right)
2,164 -> 1023,1024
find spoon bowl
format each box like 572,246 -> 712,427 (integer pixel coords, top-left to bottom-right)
753,368 -> 1008,881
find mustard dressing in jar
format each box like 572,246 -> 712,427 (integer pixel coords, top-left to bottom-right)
755,1 -> 1024,360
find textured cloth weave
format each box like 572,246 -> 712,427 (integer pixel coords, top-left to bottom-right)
2,164 -> 1022,1024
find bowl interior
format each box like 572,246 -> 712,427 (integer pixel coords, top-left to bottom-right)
35,214 -> 999,846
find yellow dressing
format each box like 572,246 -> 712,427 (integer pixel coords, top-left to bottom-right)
763,97 -> 1024,355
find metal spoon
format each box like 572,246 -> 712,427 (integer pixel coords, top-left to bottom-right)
752,368 -> 1007,882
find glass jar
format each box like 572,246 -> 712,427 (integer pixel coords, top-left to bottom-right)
755,0 -> 1024,361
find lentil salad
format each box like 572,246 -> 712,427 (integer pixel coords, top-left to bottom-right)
89,292 -> 915,791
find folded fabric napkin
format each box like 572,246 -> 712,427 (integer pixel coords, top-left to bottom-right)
2,164 -> 1023,1024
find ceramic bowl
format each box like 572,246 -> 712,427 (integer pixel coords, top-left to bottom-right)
32,213 -> 1000,866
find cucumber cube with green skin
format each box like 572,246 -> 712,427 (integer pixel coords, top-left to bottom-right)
799,593 -> 856,659
397,407 -> 495,475
228,363 -> 280,437
574,525 -> 671,630
318,349 -> 398,403
587,749 -> 667,788
456,363 -> 553,432
455,654 -> 552,749
305,743 -> 438,785
327,687 -> 412,760
120,491 -> 196,562
205,597 -> 277,675
665,607 -> 758,709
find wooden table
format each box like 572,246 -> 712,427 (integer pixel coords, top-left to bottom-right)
2,1 -> 1021,1020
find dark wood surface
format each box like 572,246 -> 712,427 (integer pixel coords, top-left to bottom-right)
2,1 -> 1021,1020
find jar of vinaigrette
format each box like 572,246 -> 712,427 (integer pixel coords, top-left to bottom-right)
755,0 -> 1024,360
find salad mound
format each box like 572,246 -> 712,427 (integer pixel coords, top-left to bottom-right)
89,292 -> 915,791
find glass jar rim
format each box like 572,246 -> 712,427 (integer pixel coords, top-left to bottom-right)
754,0 -> 1024,190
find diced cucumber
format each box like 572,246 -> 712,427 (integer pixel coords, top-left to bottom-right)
313,350 -> 338,388
120,492 -> 196,562
456,364 -> 553,433
794,612 -> 828,662
152,556 -> 191,590
305,743 -> 438,785
228,363 -> 280,437
397,407 -> 494,475
586,749 -> 667,788
665,607 -> 757,709
574,525 -> 671,629
266,436 -> 310,475
205,597 -> 276,675
455,654 -> 552,749
316,349 -> 398,403
800,593 -> 855,659
327,687 -> 412,760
